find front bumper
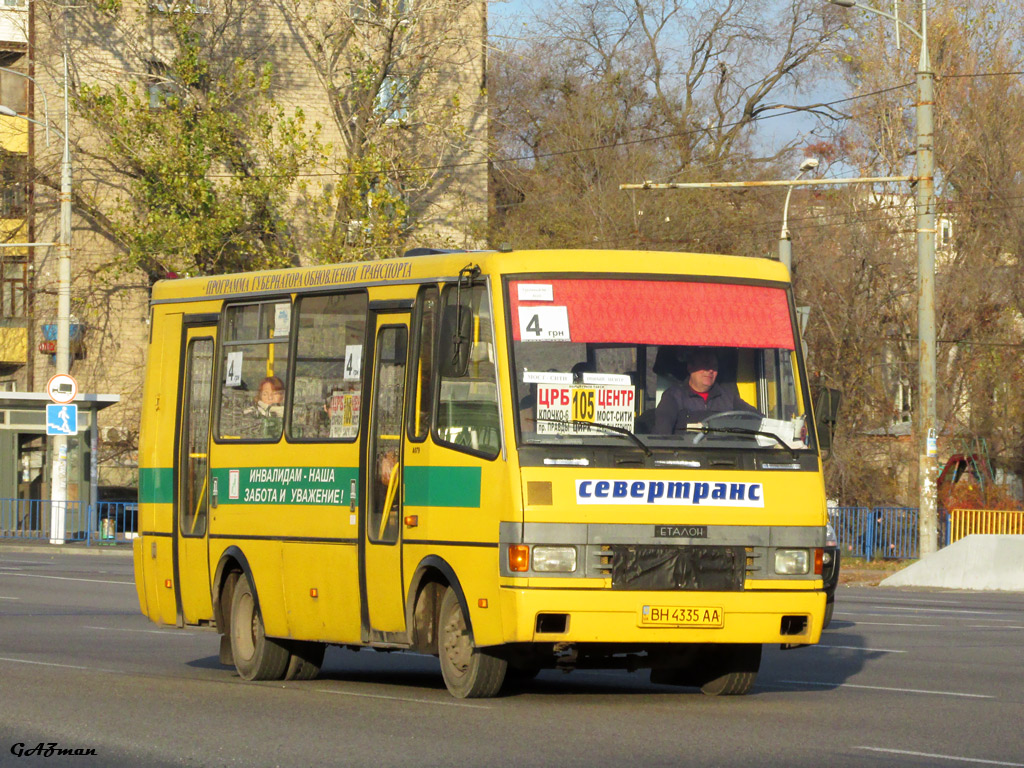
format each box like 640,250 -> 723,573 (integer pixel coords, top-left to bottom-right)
497,586 -> 825,646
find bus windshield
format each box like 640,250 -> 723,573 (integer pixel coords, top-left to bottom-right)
508,277 -> 812,452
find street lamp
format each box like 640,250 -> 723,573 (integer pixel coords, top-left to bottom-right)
828,0 -> 938,555
778,157 -> 819,272
0,54 -> 74,544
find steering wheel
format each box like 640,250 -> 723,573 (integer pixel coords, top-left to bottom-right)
690,410 -> 762,444
701,410 -> 763,427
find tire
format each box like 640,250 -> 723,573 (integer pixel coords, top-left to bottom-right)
700,643 -> 761,696
823,599 -> 835,630
284,641 -> 326,681
438,587 -> 507,698
229,573 -> 289,681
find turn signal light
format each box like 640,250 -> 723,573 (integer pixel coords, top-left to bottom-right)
508,544 -> 530,572
814,548 -> 824,575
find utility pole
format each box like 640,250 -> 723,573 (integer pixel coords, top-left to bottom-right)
827,0 -> 938,555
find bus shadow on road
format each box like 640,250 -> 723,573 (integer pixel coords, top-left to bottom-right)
755,625 -> 892,693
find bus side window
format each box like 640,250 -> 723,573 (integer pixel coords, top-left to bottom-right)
289,291 -> 368,441
436,284 -> 500,458
408,285 -> 439,441
218,302 -> 290,442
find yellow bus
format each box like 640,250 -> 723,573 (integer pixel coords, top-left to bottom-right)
134,248 -> 831,698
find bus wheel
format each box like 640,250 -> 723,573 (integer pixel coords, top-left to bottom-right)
823,599 -> 835,630
284,641 -> 326,681
438,587 -> 507,698
700,643 -> 761,696
229,573 -> 289,681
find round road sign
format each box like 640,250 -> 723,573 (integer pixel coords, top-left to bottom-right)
47,373 -> 78,404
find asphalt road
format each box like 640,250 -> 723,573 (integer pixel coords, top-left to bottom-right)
0,547 -> 1021,768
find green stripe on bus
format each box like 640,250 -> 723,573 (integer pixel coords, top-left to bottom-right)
404,466 -> 482,508
139,467 -> 174,504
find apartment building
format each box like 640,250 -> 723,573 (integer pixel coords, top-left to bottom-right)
0,0 -> 488,503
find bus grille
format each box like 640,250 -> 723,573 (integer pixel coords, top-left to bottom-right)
591,544 -> 748,591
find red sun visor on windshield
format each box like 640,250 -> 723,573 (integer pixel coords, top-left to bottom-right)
509,279 -> 794,349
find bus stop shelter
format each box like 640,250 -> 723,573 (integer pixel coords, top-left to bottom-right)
0,391 -> 121,510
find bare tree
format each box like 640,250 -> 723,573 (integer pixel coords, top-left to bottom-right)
821,0 -> 1024,496
490,0 -> 844,253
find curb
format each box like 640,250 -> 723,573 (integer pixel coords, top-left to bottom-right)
0,541 -> 133,557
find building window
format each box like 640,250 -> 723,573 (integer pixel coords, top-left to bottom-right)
149,1 -> 212,14
1,257 -> 27,318
0,51 -> 27,114
0,153 -> 27,218
374,75 -> 410,124
940,218 -> 953,247
144,60 -> 178,109
352,0 -> 413,20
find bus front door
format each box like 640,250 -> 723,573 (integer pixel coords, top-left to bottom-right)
362,315 -> 410,640
174,323 -> 216,626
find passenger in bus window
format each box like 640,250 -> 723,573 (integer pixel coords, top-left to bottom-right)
652,348 -> 759,434
247,375 -> 285,438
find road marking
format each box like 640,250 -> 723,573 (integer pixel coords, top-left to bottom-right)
0,571 -> 133,586
317,687 -> 492,710
855,747 -> 1024,766
0,656 -> 120,674
83,625 -> 197,637
842,618 -> 1024,630
0,596 -> 20,600
780,680 -> 993,698
845,595 -> 982,605
842,620 -> 945,628
813,644 -> 906,654
840,607 -> 1011,617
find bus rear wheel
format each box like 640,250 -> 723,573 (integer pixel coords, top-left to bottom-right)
229,573 -> 289,681
284,641 -> 326,681
438,587 -> 507,698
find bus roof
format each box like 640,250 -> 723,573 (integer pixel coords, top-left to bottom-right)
149,249 -> 791,305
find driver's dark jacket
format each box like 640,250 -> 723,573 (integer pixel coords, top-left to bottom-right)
652,382 -> 760,435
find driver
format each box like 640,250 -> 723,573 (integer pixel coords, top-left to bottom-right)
652,348 -> 760,434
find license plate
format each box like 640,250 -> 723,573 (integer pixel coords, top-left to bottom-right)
640,605 -> 724,628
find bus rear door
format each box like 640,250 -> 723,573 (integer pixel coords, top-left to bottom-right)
174,320 -> 217,625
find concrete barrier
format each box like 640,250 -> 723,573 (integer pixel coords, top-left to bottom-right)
881,535 -> 1024,591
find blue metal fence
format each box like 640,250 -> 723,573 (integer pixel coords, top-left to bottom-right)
0,498 -> 138,546
830,506 -> 951,561
2,496 -> 950,557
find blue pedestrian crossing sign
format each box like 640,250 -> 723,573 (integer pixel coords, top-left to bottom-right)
46,403 -> 78,436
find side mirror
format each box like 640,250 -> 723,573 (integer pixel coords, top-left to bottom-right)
814,388 -> 841,454
439,301 -> 472,378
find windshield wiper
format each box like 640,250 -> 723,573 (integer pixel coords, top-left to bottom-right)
681,424 -> 799,459
536,419 -> 652,457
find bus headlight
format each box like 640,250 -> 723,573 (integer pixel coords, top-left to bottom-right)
774,549 -> 810,575
532,546 -> 577,573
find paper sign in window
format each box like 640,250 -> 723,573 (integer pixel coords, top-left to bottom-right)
517,283 -> 554,302
344,345 -> 363,381
225,351 -> 243,386
274,303 -> 291,338
518,306 -> 570,342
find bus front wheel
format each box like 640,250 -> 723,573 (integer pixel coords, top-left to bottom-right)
438,587 -> 507,698
229,573 -> 289,681
699,643 -> 761,696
